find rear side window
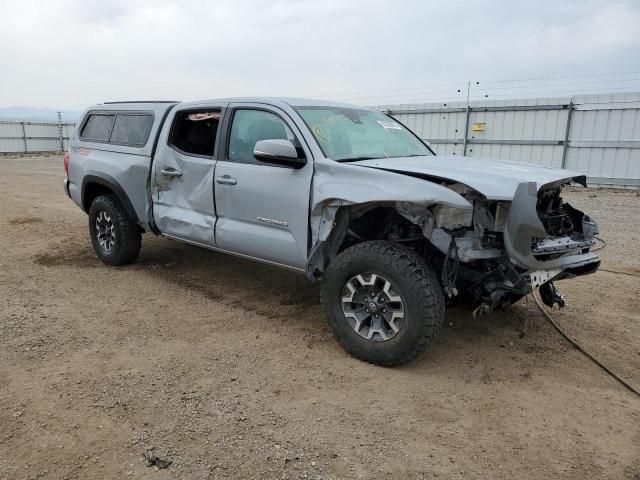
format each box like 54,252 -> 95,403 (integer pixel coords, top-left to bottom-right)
81,114 -> 115,142
169,110 -> 220,156
110,115 -> 153,146
80,111 -> 154,146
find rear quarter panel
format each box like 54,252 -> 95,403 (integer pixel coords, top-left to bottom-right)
67,104 -> 175,228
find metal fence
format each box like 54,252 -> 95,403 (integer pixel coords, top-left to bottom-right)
380,92 -> 640,188
0,119 -> 74,154
1,92 -> 639,187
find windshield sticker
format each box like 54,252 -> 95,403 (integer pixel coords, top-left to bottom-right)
377,120 -> 403,130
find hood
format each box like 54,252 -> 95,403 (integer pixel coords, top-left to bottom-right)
352,155 -> 586,201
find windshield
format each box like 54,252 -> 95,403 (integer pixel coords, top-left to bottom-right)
295,106 -> 433,162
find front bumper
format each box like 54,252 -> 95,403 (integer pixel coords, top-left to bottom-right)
527,254 -> 600,290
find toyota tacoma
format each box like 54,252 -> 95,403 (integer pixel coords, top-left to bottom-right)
64,98 -> 600,366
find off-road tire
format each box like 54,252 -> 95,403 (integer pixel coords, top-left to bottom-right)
89,194 -> 141,266
320,241 -> 445,367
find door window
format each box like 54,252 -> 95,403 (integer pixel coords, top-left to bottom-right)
169,110 -> 220,156
228,109 -> 297,165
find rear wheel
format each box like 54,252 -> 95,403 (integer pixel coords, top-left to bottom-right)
89,194 -> 141,265
320,241 -> 445,366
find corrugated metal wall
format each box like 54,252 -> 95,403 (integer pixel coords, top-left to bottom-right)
0,120 -> 74,153
380,92 -> 640,188
1,93 -> 639,187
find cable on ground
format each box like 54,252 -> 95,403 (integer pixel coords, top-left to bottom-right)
532,292 -> 640,398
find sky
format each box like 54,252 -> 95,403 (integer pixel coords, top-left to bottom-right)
1,0 -> 639,111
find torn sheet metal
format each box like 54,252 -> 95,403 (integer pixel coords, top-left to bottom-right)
309,157 -> 472,246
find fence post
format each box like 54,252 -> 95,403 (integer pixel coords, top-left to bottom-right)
21,122 -> 28,153
462,105 -> 471,156
462,81 -> 471,156
57,111 -> 64,153
561,101 -> 574,169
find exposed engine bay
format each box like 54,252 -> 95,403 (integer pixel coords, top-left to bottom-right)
314,178 -> 600,315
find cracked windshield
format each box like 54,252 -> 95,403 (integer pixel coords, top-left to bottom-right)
295,107 -> 433,161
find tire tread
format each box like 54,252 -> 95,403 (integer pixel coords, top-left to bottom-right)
89,194 -> 141,266
320,241 -> 445,367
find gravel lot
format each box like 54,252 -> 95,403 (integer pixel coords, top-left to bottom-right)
1,155 -> 639,480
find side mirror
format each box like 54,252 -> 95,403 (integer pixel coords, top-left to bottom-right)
253,139 -> 306,168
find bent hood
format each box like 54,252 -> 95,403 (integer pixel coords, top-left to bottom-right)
352,155 -> 586,200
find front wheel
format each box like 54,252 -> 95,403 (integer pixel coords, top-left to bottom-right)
89,194 -> 141,266
320,241 -> 445,367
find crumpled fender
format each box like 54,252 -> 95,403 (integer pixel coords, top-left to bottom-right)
309,157 -> 472,248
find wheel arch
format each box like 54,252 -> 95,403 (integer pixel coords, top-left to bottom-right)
306,200 -> 447,279
306,160 -> 472,280
81,174 -> 139,224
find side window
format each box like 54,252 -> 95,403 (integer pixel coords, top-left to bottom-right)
169,110 -> 220,156
80,114 -> 115,142
110,114 -> 153,146
228,109 -> 297,165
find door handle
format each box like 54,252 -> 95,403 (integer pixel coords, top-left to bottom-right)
216,175 -> 238,185
160,167 -> 183,177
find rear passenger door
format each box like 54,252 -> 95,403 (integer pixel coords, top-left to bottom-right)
151,105 -> 225,246
214,104 -> 314,269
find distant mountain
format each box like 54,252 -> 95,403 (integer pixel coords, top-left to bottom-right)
0,107 -> 80,123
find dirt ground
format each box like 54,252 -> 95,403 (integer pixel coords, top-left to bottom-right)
0,155 -> 639,480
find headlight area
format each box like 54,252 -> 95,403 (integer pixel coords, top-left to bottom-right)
416,186 -> 599,315
533,186 -> 599,260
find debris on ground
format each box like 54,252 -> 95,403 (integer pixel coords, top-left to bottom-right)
144,450 -> 172,469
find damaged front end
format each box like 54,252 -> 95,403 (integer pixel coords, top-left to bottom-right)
307,158 -> 600,315
423,177 -> 600,314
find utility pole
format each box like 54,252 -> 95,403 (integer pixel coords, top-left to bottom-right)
57,111 -> 64,153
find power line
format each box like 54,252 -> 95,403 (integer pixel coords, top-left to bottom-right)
467,85 -> 640,100
313,71 -> 640,103
338,82 -> 640,106
312,81 -> 468,99
477,70 -> 640,85
473,77 -> 640,92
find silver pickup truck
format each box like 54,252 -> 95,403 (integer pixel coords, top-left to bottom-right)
64,97 -> 600,366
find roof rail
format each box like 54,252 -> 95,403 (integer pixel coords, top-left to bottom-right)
102,100 -> 179,104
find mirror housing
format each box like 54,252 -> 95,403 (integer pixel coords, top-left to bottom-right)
253,139 -> 306,168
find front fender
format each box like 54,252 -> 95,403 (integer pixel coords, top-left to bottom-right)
309,158 -> 471,246
305,158 -> 472,278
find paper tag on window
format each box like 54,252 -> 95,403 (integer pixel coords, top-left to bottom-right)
377,120 -> 402,130
187,112 -> 220,121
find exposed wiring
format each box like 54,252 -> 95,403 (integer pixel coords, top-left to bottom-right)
589,237 -> 640,277
599,268 -> 640,278
441,235 -> 460,297
532,292 -> 640,398
592,236 -> 607,252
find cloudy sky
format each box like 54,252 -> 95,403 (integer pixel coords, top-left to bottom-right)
1,0 -> 639,111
